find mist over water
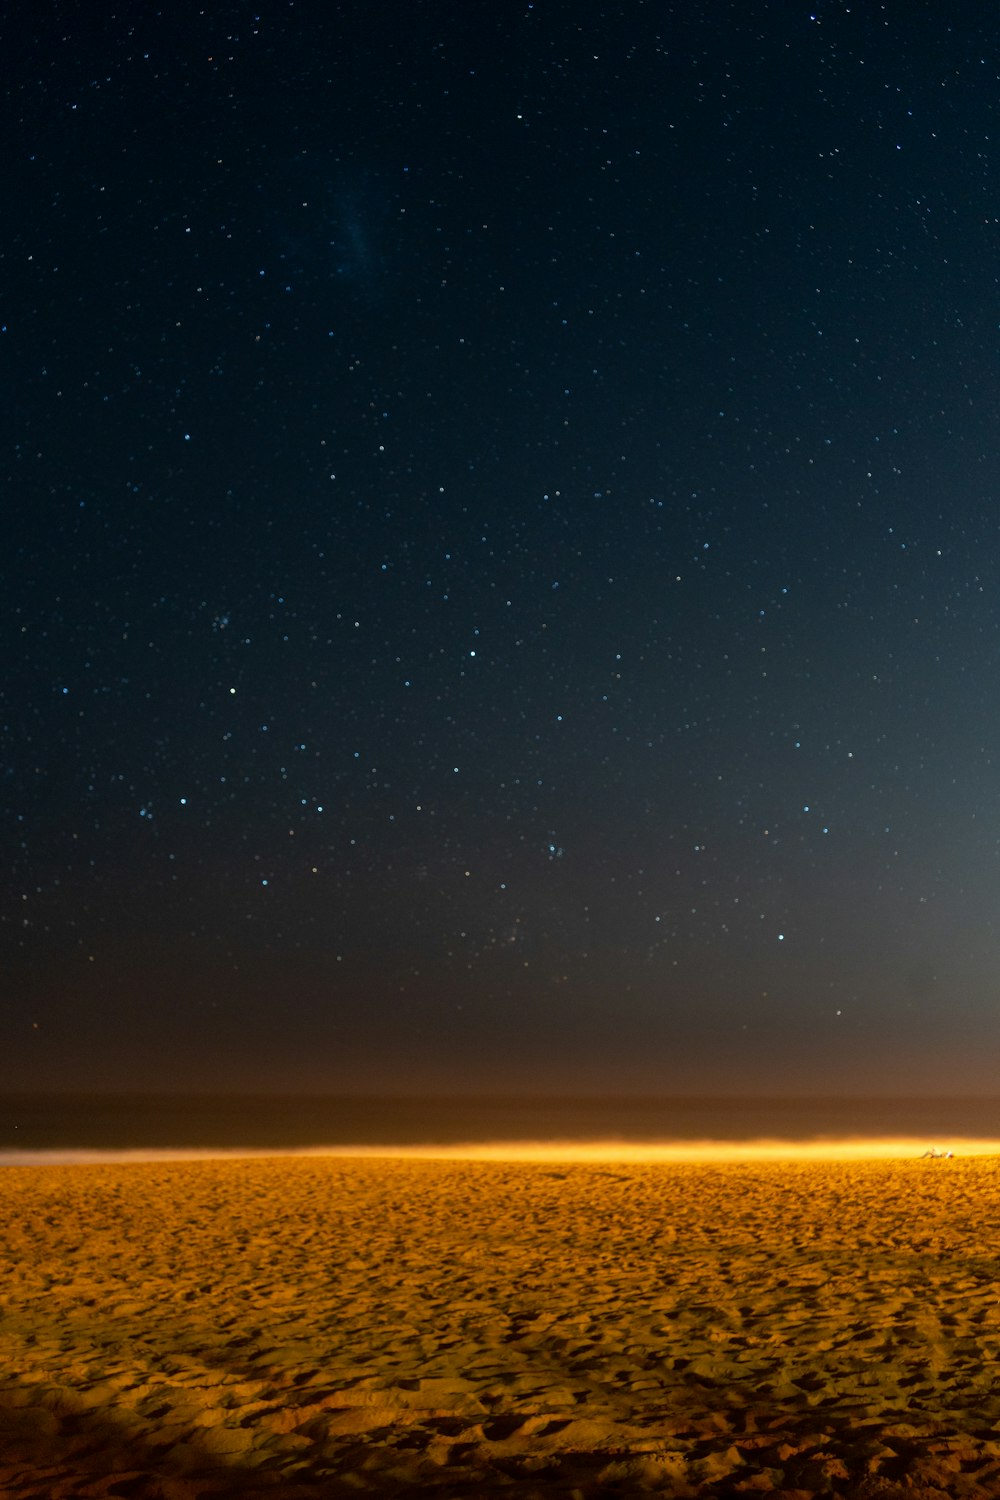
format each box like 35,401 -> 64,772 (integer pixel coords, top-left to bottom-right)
3,1094 -> 1000,1162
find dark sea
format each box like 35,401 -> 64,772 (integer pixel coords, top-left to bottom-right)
2,1094 -> 1000,1162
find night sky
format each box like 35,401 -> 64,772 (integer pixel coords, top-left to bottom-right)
7,1 -> 1000,1098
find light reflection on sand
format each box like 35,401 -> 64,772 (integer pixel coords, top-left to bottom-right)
10,1147 -> 1000,1492
3,1136 -> 1000,1166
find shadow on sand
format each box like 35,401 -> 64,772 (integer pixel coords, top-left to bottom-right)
0,1385 -> 369,1500
3,1382 -> 963,1500
1,1383 -> 618,1500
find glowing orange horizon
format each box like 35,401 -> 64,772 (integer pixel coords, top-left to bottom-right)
3,1137 -> 1000,1166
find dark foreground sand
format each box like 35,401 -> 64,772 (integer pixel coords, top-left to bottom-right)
4,1154 -> 1000,1498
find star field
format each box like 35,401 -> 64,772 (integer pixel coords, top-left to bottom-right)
5,1 -> 1000,1095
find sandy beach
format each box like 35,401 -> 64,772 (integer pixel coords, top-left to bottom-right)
4,1153 -> 1000,1498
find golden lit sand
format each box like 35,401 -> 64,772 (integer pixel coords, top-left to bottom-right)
5,1152 -> 1000,1497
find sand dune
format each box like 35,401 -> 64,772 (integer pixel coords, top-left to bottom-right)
4,1153 -> 1000,1496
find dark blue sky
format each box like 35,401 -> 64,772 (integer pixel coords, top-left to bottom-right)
6,1 -> 1000,1095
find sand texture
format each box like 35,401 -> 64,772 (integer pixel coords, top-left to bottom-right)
4,1156 -> 1000,1498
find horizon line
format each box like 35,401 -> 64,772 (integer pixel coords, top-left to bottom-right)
4,1136 -> 1000,1167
